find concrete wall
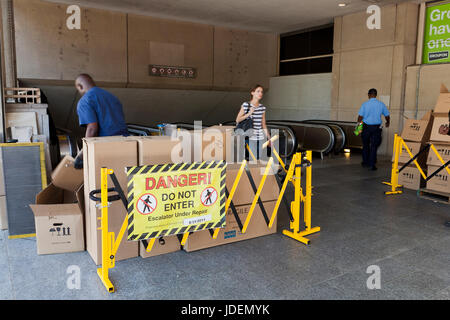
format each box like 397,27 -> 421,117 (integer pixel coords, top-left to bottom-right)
264,73 -> 332,121
332,2 -> 419,155
13,0 -> 277,90
12,0 -> 277,136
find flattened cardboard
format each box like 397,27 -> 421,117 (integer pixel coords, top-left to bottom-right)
30,183 -> 85,255
51,156 -> 84,192
183,200 -> 277,252
140,236 -> 181,258
83,137 -> 139,265
426,165 -> 450,194
202,126 -> 236,162
427,144 -> 450,167
226,163 -> 279,206
138,136 -> 181,165
429,116 -> 450,144
138,136 -> 182,257
434,84 -> 450,115
398,166 -> 425,191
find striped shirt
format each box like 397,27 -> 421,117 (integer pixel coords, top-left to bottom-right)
242,102 -> 266,141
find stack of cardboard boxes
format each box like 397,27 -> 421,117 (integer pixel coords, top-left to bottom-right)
396,111 -> 434,190
426,85 -> 450,194
29,127 -> 280,262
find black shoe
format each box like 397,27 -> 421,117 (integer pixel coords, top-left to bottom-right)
361,162 -> 370,168
369,166 -> 377,171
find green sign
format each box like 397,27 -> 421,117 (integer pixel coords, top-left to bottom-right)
423,2 -> 450,64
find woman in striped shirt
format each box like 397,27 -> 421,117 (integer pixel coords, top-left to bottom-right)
235,84 -> 271,160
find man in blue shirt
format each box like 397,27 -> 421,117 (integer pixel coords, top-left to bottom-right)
73,74 -> 129,168
357,88 -> 390,171
75,74 -> 129,138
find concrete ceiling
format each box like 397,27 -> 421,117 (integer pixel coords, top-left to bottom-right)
47,0 -> 410,33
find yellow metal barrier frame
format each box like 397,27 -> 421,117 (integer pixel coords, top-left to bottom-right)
383,134 -> 450,195
95,138 -> 320,292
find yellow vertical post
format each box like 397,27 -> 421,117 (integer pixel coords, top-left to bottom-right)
97,167 -> 115,293
383,134 -> 403,195
304,151 -> 312,231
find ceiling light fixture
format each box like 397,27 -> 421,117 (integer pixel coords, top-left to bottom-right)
338,3 -> 347,7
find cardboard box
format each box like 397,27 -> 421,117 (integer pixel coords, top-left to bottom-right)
175,129 -> 201,163
398,166 -> 426,191
434,84 -> 450,115
427,144 -> 450,167
429,116 -> 450,144
83,137 -> 139,265
401,115 -> 433,143
183,200 -> 277,252
51,156 -> 84,192
0,196 -> 7,230
202,126 -> 236,162
137,136 -> 182,165
392,141 -> 428,165
137,136 -> 183,257
226,162 -> 279,206
140,236 -> 181,258
426,165 -> 450,194
30,183 -> 85,255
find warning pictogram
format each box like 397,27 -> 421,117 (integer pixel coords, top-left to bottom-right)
201,187 -> 218,207
136,193 -> 157,215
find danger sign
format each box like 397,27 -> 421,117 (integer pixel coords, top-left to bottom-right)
136,194 -> 157,215
201,187 -> 218,207
126,161 -> 227,241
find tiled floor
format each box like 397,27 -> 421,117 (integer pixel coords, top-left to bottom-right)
0,154 -> 449,300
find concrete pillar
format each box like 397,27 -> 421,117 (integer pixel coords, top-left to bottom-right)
1,0 -> 17,88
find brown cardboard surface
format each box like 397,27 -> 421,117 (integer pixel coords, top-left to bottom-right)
51,156 -> 84,192
434,84 -> 450,114
140,236 -> 181,258
202,126 -> 236,162
427,144 -> 450,167
429,116 -> 450,144
183,200 -> 277,252
226,163 -> 279,206
138,136 -> 181,165
401,118 -> 433,142
30,183 -> 85,255
426,165 -> 450,194
0,196 -> 8,230
398,166 -> 426,191
393,141 -> 428,165
83,137 -> 139,265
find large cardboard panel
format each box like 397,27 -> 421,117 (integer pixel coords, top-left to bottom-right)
0,196 -> 7,230
226,163 -> 279,206
140,236 -> 181,258
398,165 -> 426,191
426,165 -> 450,194
202,126 -> 236,162
183,201 -> 277,252
427,144 -> 450,167
138,136 -> 182,166
429,116 -> 450,144
30,183 -> 85,255
14,0 -> 128,82
51,156 -> 84,192
83,137 -> 139,265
